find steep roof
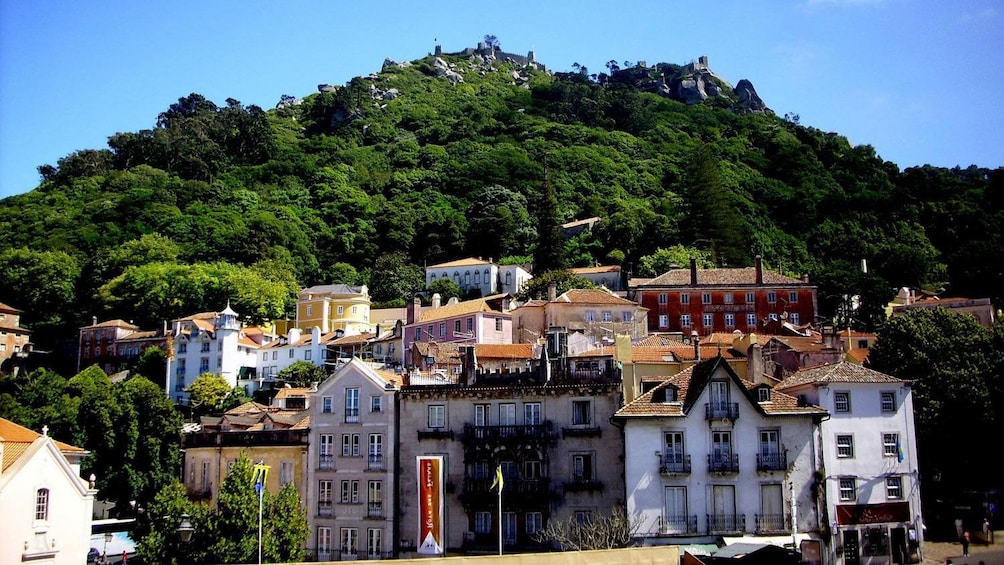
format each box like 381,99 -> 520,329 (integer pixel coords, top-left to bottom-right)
0,418 -> 86,471
413,341 -> 461,365
616,357 -> 826,418
776,361 -> 904,391
330,332 -> 375,346
0,301 -> 21,313
641,266 -> 804,286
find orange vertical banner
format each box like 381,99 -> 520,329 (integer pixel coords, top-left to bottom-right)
417,455 -> 445,555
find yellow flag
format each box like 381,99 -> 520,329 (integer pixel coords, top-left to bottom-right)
490,465 -> 504,493
252,463 -> 270,495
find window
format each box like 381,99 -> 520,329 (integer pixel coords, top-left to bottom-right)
271,351 -> 277,360
495,318 -> 503,332
367,528 -> 382,558
886,476 -> 903,499
524,402 -> 541,425
199,357 -> 210,372
499,403 -> 516,427
474,270 -> 481,284
839,478 -> 856,501
526,512 -> 543,535
306,305 -> 314,316
341,433 -> 360,457
280,461 -> 294,486
572,453 -> 594,480
341,528 -> 358,556
658,293 -> 668,305
834,391 -> 851,413
428,405 -> 446,428
322,397 -> 333,413
836,434 -> 855,458
345,388 -> 359,422
201,341 -> 211,353
679,314 -> 690,327
663,432 -> 685,472
788,291 -> 798,303
790,313 -> 800,325
724,313 -> 735,327
341,480 -> 359,504
352,306 -> 358,314
768,313 -> 778,321
575,510 -> 593,524
427,325 -> 433,339
475,511 -> 491,534
757,388 -> 771,402
584,310 -> 596,322
262,352 -> 268,361
701,293 -> 711,305
474,404 -> 490,427
370,396 -> 382,413
881,391 -> 896,412
439,323 -> 446,337
601,311 -> 612,322
368,481 -> 383,514
724,292 -> 734,304
746,292 -> 755,304
503,512 -> 517,545
767,292 -> 777,304
305,350 -> 312,361
337,305 -> 344,315
659,314 -> 670,328
572,400 -> 592,426
34,488 -> 49,521
454,320 -> 461,333
179,342 -> 188,354
318,481 -> 333,516
317,527 -> 332,560
747,313 -> 757,327
702,313 -> 713,327
467,317 -> 474,331
679,293 -> 690,305
883,433 -> 900,457
524,459 -> 541,479
320,434 -> 334,469
621,311 -> 633,322
368,434 -> 383,466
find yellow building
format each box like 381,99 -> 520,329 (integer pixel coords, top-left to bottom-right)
296,284 -> 371,335
181,390 -> 310,507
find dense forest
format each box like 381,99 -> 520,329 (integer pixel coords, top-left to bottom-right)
1,43 -> 1001,369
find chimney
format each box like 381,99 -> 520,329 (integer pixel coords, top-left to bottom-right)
92,315 -> 97,327
375,324 -> 382,338
407,296 -> 421,324
432,293 -> 442,309
692,330 -> 700,360
747,342 -> 764,384
547,283 -> 557,301
755,255 -> 764,284
690,258 -> 698,285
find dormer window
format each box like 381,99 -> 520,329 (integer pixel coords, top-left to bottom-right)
757,387 -> 771,403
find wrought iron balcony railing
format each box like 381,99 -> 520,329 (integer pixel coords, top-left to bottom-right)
659,453 -> 692,475
756,450 -> 787,471
708,453 -> 740,473
707,513 -> 746,534
754,513 -> 789,533
705,401 -> 740,421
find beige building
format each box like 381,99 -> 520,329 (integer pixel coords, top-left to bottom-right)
296,285 -> 372,335
0,302 -> 31,371
306,359 -> 401,561
397,360 -> 624,556
511,288 -> 648,348
0,418 -> 95,565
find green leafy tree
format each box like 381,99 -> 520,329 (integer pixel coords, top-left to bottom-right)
532,176 -> 565,273
427,277 -> 462,303
517,270 -> 595,301
464,185 -> 535,260
0,368 -> 78,440
367,252 -> 425,304
637,245 -> 714,277
0,247 -> 80,333
132,481 -> 203,565
277,360 -> 328,388
131,346 -> 167,387
187,373 -> 235,415
328,262 -> 361,285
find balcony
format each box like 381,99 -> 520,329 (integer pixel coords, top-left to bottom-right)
705,401 -> 740,421
754,513 -> 789,534
318,500 -> 333,517
319,454 -> 334,470
659,453 -> 692,476
562,476 -> 604,493
756,450 -> 787,472
183,429 -> 310,448
367,454 -> 384,470
707,513 -> 745,534
463,477 -> 550,496
367,502 -> 383,518
661,515 -> 699,535
417,428 -> 454,440
461,422 -> 556,445
561,426 -> 602,438
708,453 -> 740,473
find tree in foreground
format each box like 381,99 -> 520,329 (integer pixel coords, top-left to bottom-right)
187,372 -> 242,416
277,360 -> 328,388
516,270 -> 595,302
533,506 -> 639,551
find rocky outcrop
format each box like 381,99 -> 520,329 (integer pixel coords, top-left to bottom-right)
734,79 -> 770,114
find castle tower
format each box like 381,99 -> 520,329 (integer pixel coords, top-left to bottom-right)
435,44 -> 442,57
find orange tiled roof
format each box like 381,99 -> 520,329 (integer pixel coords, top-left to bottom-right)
641,266 -> 804,287
427,257 -> 492,269
570,265 -> 622,275
273,387 -> 311,400
82,319 -> 139,330
330,332 -> 375,346
776,361 -> 902,391
413,342 -> 461,365
419,299 -> 501,323
555,288 -> 642,306
1,418 -> 86,471
474,343 -> 534,360
846,348 -> 870,364
0,302 -> 21,313
374,369 -> 404,388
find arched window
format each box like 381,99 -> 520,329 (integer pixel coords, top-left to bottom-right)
464,271 -> 471,285
35,488 -> 49,521
453,271 -> 460,283
474,271 -> 481,284
505,272 -> 513,286
430,273 -> 437,281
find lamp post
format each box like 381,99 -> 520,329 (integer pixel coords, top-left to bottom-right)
102,532 -> 112,565
177,513 -> 195,564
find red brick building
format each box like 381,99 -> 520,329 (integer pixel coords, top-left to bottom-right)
629,256 -> 817,336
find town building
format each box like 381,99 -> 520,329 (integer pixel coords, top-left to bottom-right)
257,327 -> 340,387
630,257 -> 817,336
305,359 -> 401,561
181,392 -> 310,506
425,257 -> 532,297
296,285 -> 372,336
888,287 -> 997,328
165,305 -> 265,405
775,362 -> 924,565
614,357 -> 827,555
77,318 -> 140,373
402,296 -> 512,368
510,287 -> 649,349
569,265 -> 624,292
397,350 -> 624,555
0,418 -> 95,565
0,302 -> 31,372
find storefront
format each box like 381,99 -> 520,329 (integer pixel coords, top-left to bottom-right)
834,502 -> 922,565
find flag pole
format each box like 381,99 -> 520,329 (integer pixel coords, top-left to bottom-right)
258,483 -> 264,565
498,479 -> 502,556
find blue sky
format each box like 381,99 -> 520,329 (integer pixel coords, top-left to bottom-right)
1,0 -> 1002,199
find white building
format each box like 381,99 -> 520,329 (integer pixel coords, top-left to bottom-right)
425,258 -> 531,297
614,357 -> 827,551
165,305 -> 263,404
0,418 -> 95,565
776,362 -> 924,565
306,358 -> 401,561
256,327 -> 340,386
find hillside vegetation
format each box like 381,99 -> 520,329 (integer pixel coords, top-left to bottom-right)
1,45 -> 1001,361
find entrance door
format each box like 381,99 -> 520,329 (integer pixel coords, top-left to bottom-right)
712,485 -> 736,531
843,530 -> 861,565
664,486 -> 688,533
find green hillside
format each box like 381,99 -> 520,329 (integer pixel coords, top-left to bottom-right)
1,46 -> 1001,358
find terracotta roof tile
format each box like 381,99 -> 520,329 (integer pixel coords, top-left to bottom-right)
418,299 -> 501,323
473,343 -> 534,360
82,319 -> 140,330
776,361 -> 903,391
1,418 -> 86,471
427,257 -> 492,269
641,267 -> 804,287
556,288 -> 642,306
570,265 -> 622,275
330,332 -> 375,346
273,387 -> 311,400
0,302 -> 21,313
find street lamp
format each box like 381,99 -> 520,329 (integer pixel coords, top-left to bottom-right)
177,513 -> 195,544
102,532 -> 112,565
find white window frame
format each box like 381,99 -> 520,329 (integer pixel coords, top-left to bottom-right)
881,391 -> 896,413
836,434 -> 854,458
886,476 -> 903,499
834,391 -> 851,413
839,477 -> 856,501
428,405 -> 446,428
882,433 -> 900,457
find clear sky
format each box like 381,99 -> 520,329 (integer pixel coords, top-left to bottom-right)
1,0 -> 1002,199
